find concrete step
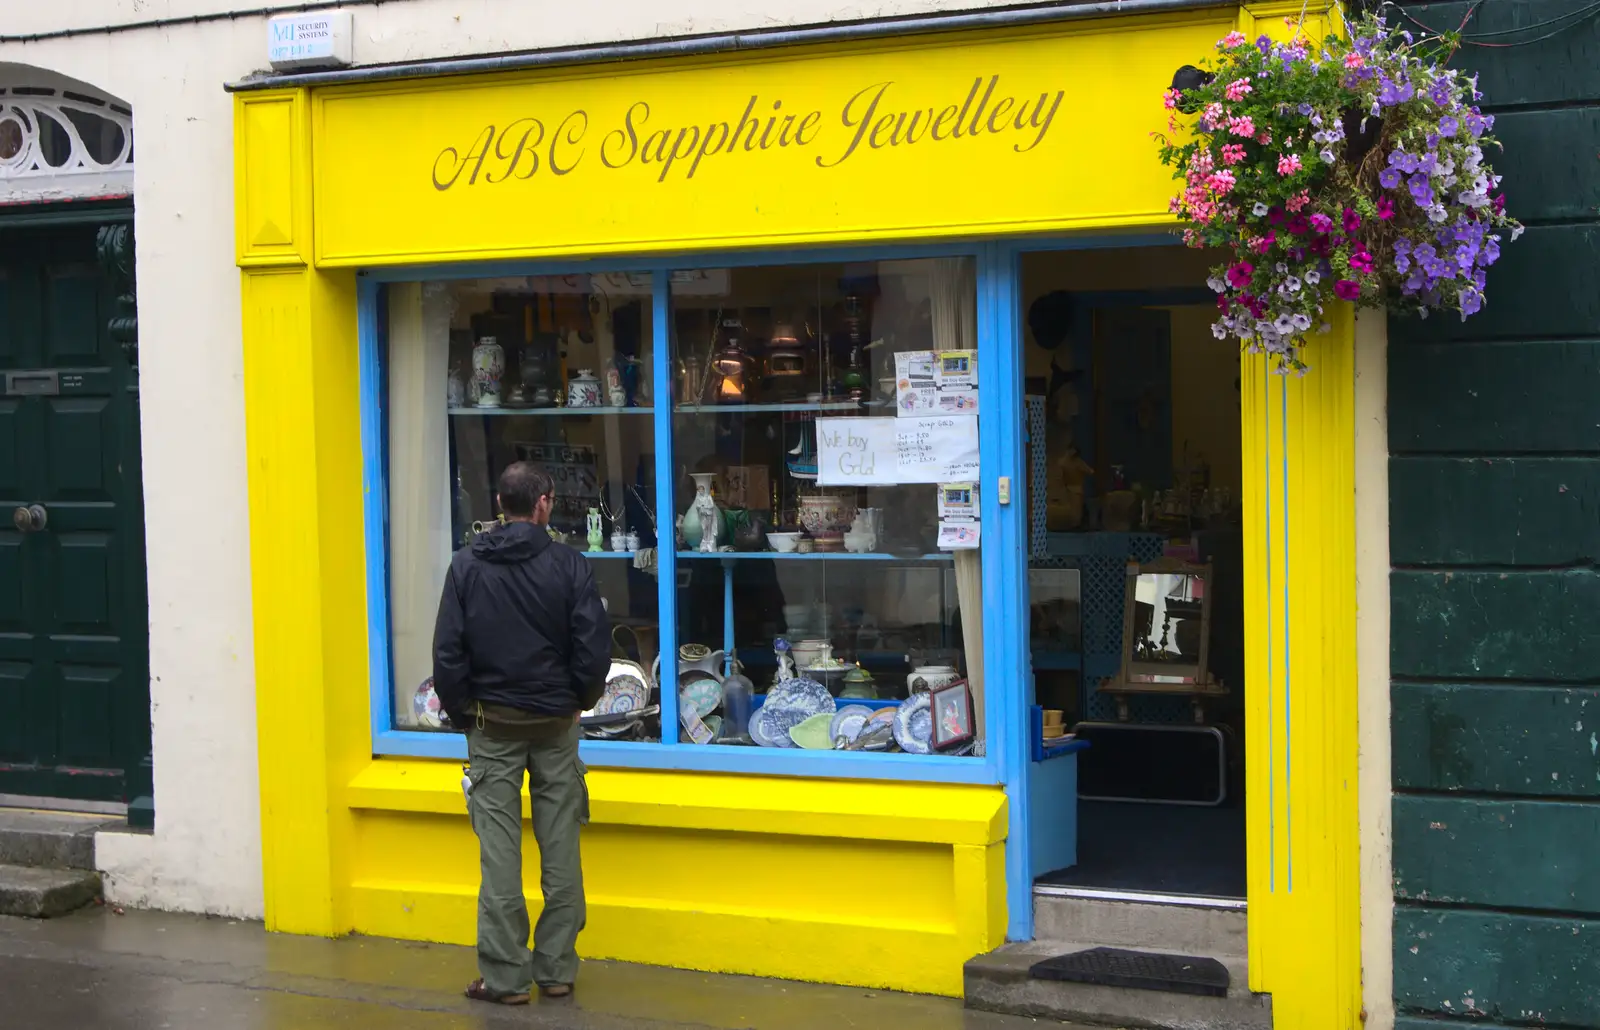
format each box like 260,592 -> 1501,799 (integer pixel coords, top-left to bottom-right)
1033,892 -> 1248,956
0,862 -> 102,918
967,941 -> 1271,1030
0,809 -> 119,870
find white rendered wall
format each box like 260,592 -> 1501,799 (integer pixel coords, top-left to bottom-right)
0,0 -> 1027,920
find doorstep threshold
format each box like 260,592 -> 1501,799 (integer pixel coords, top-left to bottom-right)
0,795 -> 128,818
1032,883 -> 1247,910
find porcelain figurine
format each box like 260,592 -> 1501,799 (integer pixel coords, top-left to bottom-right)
606,363 -> 628,407
471,336 -> 505,408
568,369 -> 603,409
610,530 -> 628,553
698,506 -> 719,553
774,638 -> 797,683
586,508 -> 604,552
682,472 -> 720,551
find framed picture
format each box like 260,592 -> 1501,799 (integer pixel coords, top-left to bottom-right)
930,680 -> 975,751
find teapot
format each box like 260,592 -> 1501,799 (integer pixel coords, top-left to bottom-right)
652,643 -> 727,684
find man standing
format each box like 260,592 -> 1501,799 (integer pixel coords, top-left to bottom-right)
432,462 -> 611,1004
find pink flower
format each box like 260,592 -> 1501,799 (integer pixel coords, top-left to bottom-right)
1220,30 -> 1249,48
1257,130 -> 1273,145
1377,197 -> 1395,220
1277,153 -> 1303,175
1309,213 -> 1334,233
1169,196 -> 1182,214
1343,207 -> 1362,233
1226,262 -> 1256,289
1286,190 -> 1311,213
1227,115 -> 1255,137
1333,279 -> 1361,301
1350,250 -> 1375,274
1220,143 -> 1247,165
1208,170 -> 1237,193
1201,102 -> 1226,129
1225,79 -> 1254,101
1191,149 -> 1215,175
1344,53 -> 1365,69
1253,230 -> 1277,254
1164,88 -> 1182,110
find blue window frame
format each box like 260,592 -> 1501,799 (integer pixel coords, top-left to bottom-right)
358,240 -> 1029,788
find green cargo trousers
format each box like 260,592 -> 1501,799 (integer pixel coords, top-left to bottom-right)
465,723 -> 588,994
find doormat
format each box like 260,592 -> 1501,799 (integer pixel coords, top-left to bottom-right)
1028,947 -> 1229,997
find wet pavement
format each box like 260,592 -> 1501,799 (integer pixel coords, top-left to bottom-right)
0,908 -> 1091,1029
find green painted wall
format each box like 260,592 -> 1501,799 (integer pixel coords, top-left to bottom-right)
1389,1 -> 1600,1024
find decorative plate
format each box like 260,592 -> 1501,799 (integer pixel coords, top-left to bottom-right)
893,694 -> 934,755
765,677 -> 835,719
748,707 -> 780,748
789,712 -> 836,750
412,677 -> 452,729
679,669 -> 724,718
829,705 -> 874,746
594,669 -> 650,717
760,704 -> 807,747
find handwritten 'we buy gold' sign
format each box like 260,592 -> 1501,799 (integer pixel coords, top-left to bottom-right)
430,76 -> 1066,189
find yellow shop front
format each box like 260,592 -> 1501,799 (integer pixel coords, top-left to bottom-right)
232,4 -> 1362,1023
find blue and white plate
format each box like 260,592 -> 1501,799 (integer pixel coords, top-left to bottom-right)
829,705 -> 874,746
760,704 -> 807,747
892,694 -> 934,755
748,707 -> 780,747
766,677 -> 835,719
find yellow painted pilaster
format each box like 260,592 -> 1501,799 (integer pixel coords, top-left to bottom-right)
1241,308 -> 1362,1029
237,88 -> 368,936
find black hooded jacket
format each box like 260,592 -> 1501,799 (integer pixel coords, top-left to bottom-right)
431,521 -> 611,726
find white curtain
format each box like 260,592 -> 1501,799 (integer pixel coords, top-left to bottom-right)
929,258 -> 985,751
388,282 -> 455,725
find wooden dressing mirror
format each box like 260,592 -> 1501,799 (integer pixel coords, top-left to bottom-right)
1099,557 -> 1227,722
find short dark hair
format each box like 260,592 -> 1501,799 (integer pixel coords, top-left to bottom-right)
497,462 -> 554,517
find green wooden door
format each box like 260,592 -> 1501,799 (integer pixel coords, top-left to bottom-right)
0,222 -> 148,803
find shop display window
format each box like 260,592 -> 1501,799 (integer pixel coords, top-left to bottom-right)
669,258 -> 981,755
376,254 -> 990,770
385,275 -> 661,736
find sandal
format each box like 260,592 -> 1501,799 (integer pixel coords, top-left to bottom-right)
540,984 -> 573,999
464,978 -> 530,1006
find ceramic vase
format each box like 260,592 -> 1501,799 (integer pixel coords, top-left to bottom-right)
906,665 -> 960,695
586,508 -> 604,552
683,473 -> 720,551
568,369 -> 603,409
472,337 -> 505,408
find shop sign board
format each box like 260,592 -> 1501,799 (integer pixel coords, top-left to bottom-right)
307,14 -> 1234,264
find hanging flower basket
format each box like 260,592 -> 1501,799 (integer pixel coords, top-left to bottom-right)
1155,14 -> 1523,372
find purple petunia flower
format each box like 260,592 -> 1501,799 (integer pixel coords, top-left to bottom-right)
1408,175 -> 1436,207
1257,35 -> 1273,53
1439,115 -> 1460,137
1380,167 -> 1404,189
1389,149 -> 1421,174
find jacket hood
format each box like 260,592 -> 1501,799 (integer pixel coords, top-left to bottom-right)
471,520 -> 554,564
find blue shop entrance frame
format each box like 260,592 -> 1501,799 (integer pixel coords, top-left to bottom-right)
353,231 -> 1185,944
